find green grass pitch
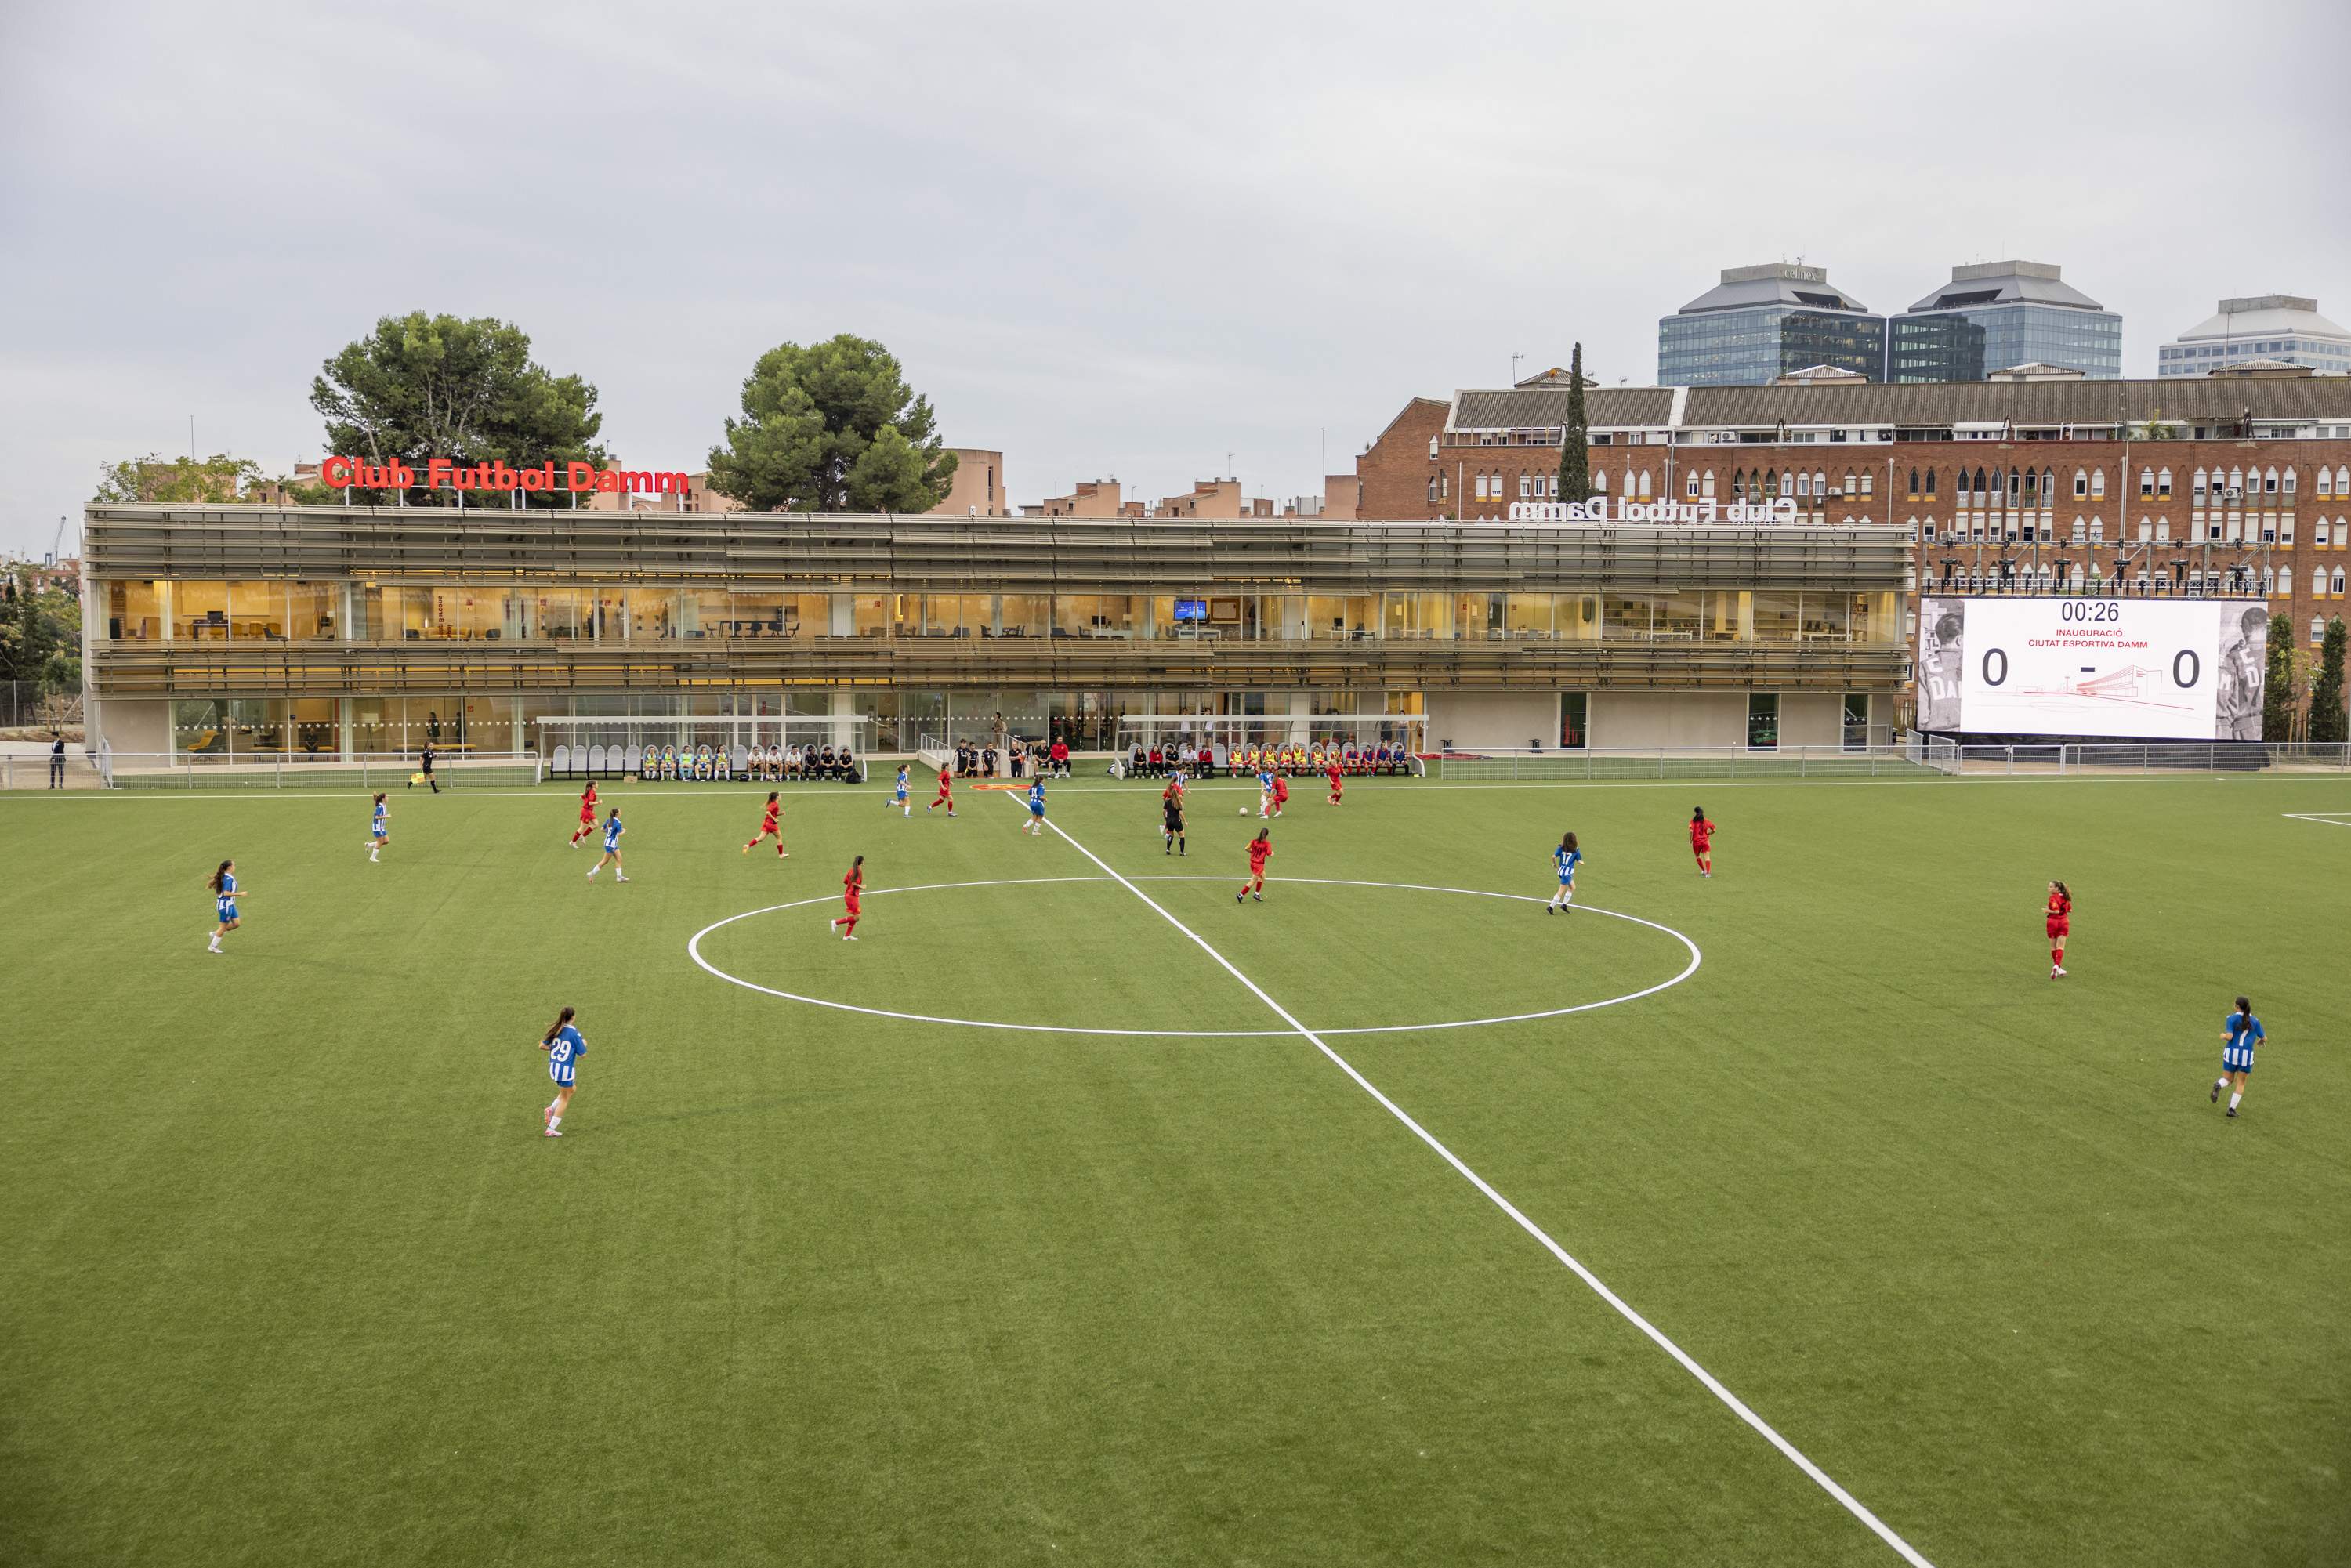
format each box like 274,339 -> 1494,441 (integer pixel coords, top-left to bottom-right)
4,771 -> 2348,1566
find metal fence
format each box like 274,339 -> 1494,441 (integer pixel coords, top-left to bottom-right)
73,751 -> 544,791
1435,741 -> 2351,781
1914,739 -> 2351,776
1436,747 -> 1933,781
0,681 -> 81,730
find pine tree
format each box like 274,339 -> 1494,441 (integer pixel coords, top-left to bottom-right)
1555,343 -> 1590,503
2262,608 -> 2300,741
2309,616 -> 2348,744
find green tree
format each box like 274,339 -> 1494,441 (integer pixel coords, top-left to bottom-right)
93,454 -> 262,504
0,585 -> 78,696
310,312 -> 607,506
1555,342 -> 1590,502
2262,607 -> 2300,741
707,335 -> 956,512
2309,616 -> 2348,744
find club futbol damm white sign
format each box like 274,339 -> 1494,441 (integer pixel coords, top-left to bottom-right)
1505,498 -> 1801,523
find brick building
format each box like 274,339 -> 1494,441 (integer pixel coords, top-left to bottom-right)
1353,374 -> 2351,668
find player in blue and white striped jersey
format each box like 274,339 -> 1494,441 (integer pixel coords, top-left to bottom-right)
2212,996 -> 2266,1118
367,792 -> 389,862
540,1005 -> 588,1136
1546,832 -> 1581,914
1023,776 -> 1047,835
205,859 -> 247,954
586,808 -> 628,882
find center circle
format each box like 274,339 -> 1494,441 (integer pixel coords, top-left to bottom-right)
687,877 -> 1701,1037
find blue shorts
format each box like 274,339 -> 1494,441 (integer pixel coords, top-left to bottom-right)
371,826 -> 386,839
1031,803 -> 1045,817
550,1061 -> 576,1085
2222,1053 -> 2255,1074
216,902 -> 237,921
894,788 -> 907,800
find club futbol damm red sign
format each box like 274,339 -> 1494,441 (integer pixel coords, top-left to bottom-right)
321,456 -> 694,495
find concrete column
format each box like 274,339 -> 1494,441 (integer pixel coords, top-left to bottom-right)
831,595 -> 855,636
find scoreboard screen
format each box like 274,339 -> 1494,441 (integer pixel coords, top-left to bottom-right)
1917,596 -> 2268,741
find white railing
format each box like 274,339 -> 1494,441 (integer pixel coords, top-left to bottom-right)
35,751 -> 544,791
1433,741 -> 2351,780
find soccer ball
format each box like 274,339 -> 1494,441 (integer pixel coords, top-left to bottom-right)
1239,806 -> 1248,815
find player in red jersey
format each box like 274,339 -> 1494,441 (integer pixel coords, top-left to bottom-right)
926,763 -> 955,817
1325,757 -> 1344,806
1236,827 -> 1272,903
829,854 -> 865,940
743,791 -> 788,857
2045,880 -> 2071,978
1689,806 -> 1716,877
567,779 -> 600,847
1270,773 -> 1289,817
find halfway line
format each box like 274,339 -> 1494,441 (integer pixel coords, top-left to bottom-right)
1005,792 -> 1936,1567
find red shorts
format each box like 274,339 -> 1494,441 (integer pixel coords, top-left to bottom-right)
845,896 -> 861,914
2045,918 -> 2068,939
579,809 -> 596,825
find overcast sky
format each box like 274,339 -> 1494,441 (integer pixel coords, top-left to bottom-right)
5,1 -> 2347,556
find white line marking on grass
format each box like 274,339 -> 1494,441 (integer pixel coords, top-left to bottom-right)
2282,813 -> 2351,828
687,876 -> 1698,1037
1006,794 -> 1936,1567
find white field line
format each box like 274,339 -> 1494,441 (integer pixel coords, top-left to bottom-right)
686,875 -> 1699,1037
1005,791 -> 1936,1567
2281,813 -> 2351,828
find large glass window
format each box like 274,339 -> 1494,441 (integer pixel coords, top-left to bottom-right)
1533,594 -> 1588,644
1601,593 -> 1650,638
998,594 -> 1048,638
229,581 -> 284,639
1654,589 -> 1707,640
1751,591 -> 1800,641
287,583 -> 339,640
1055,596 -> 1140,637
1304,595 -> 1371,639
1502,594 -> 1552,638
106,580 -> 164,640
1454,594 -> 1498,640
1382,593 -> 1450,639
178,581 -> 230,641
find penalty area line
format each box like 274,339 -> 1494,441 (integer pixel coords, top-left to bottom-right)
1009,793 -> 1936,1567
2282,813 -> 2351,828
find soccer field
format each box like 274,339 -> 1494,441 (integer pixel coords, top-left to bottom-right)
4,771 -> 2348,1566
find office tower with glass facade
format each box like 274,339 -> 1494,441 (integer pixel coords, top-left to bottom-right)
1889,260 -> 2121,382
1657,263 -> 1886,387
2158,295 -> 2351,377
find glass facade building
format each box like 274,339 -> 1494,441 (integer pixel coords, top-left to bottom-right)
1890,261 -> 2121,382
2158,295 -> 2351,378
1657,264 -> 1886,386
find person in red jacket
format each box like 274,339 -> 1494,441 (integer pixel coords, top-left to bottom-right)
1689,806 -> 1716,877
830,855 -> 865,940
1049,737 -> 1070,778
568,779 -> 600,847
1237,828 -> 1272,903
744,791 -> 787,857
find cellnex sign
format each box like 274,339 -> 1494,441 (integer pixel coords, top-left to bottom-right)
321,457 -> 693,495
1506,497 -> 1799,524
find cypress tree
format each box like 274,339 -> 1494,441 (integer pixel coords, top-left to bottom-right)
2309,616 -> 2348,744
1556,343 -> 1590,502
2262,609 -> 2299,741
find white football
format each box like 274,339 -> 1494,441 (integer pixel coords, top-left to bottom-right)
1239,806 -> 1248,815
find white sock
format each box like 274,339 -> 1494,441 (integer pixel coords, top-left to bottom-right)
2229,1092 -> 2241,1110
2216,1077 -> 2229,1092
549,1115 -> 561,1131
